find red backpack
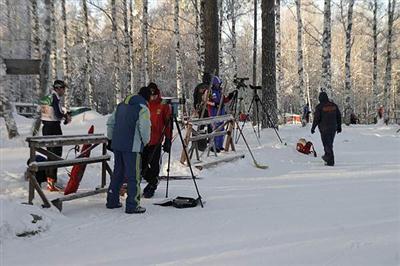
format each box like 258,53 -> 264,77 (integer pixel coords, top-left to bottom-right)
296,138 -> 317,157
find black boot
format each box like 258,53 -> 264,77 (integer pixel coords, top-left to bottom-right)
143,183 -> 157,198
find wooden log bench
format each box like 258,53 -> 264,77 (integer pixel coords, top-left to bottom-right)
25,134 -> 113,211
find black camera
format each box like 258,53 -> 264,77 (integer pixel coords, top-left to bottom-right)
233,77 -> 249,88
249,85 -> 262,90
161,97 -> 186,105
63,111 -> 72,125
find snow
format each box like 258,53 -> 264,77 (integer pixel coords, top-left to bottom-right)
1,113 -> 400,266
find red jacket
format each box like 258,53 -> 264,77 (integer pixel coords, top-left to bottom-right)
148,87 -> 172,146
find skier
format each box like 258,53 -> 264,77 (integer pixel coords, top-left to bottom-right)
141,82 -> 172,198
311,91 -> 342,166
40,80 -> 71,191
106,87 -> 151,214
207,76 -> 237,152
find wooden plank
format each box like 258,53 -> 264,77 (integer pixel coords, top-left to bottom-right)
194,154 -> 245,170
26,134 -> 105,141
4,59 -> 41,75
29,155 -> 111,171
28,171 -> 51,208
28,138 -> 107,148
189,114 -> 233,126
189,131 -> 227,141
51,188 -> 108,211
36,148 -> 64,161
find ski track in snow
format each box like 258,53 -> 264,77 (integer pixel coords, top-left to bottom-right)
1,114 -> 400,266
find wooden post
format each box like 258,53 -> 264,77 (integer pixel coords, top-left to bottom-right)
28,145 -> 36,203
224,120 -> 236,152
180,124 -> 192,164
101,142 -> 107,188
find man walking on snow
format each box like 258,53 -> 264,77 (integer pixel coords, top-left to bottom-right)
106,87 -> 151,214
311,91 -> 342,166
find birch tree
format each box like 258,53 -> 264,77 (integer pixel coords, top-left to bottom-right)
219,0 -> 224,74
82,0 -> 94,108
142,0 -> 149,86
383,0 -> 396,120
261,0 -> 277,127
61,0 -> 70,108
31,0 -> 40,99
123,0 -> 133,93
253,0 -> 258,86
295,0 -> 306,110
50,0 -> 57,79
0,55 -> 19,138
174,0 -> 184,119
230,0 -> 238,76
372,0 -> 379,115
195,0 -> 204,81
128,0 -> 135,93
344,0 -> 355,124
321,0 -> 332,95
32,0 -> 52,136
275,0 -> 282,108
110,0 -> 122,104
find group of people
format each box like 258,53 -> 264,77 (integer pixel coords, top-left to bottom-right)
39,78 -> 344,214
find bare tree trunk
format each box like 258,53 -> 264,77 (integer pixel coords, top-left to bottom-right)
174,0 -> 184,120
50,0 -> 57,80
202,0 -> 219,75
61,0 -> 70,108
32,0 -> 52,136
275,0 -> 283,110
372,0 -> 379,115
295,0 -> 306,109
31,0 -> 40,99
142,0 -> 149,86
219,0 -> 224,76
0,57 -> 19,139
123,0 -> 132,94
344,0 -> 355,124
261,0 -> 277,128
383,0 -> 396,122
231,0 -> 237,77
128,0 -> 135,93
195,0 -> 204,81
253,0 -> 258,86
321,0 -> 332,95
111,0 -> 122,104
82,0 -> 94,108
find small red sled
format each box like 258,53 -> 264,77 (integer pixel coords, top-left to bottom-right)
64,125 -> 95,195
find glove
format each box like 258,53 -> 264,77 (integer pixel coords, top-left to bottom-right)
106,139 -> 113,152
63,113 -> 72,125
163,138 -> 171,153
311,129 -> 315,134
337,128 -> 342,134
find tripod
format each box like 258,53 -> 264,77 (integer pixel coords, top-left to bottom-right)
164,103 -> 204,208
235,85 -> 284,145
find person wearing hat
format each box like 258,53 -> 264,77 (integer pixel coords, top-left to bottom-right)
141,82 -> 172,198
311,91 -> 342,166
40,80 -> 71,191
106,87 -> 151,214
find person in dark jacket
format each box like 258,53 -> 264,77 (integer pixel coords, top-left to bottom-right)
193,72 -> 211,118
141,82 -> 172,198
311,91 -> 342,166
40,80 -> 71,191
106,87 -> 151,214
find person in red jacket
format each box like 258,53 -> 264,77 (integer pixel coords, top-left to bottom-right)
142,82 -> 172,198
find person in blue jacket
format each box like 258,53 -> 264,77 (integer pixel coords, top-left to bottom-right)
106,87 -> 151,214
207,76 -> 237,152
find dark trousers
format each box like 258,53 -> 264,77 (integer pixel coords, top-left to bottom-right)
107,151 -> 141,211
141,145 -> 162,186
320,130 -> 336,165
42,121 -> 63,180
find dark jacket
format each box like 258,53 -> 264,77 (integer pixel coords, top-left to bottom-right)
311,92 -> 342,133
107,95 -> 151,153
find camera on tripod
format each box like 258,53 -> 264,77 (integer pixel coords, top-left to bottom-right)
162,97 -> 186,116
233,77 -> 249,88
249,85 -> 262,91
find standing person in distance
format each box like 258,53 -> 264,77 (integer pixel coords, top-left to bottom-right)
40,80 -> 71,191
311,91 -> 342,166
141,82 -> 172,199
106,87 -> 151,214
302,102 -> 311,126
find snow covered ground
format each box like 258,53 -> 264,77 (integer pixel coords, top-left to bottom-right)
1,112 -> 399,266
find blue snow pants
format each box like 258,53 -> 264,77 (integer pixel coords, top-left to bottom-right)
107,151 -> 141,212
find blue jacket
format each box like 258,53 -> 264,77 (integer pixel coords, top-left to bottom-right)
107,95 -> 151,153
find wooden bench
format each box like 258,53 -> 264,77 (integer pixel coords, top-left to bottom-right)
26,134 -> 113,211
